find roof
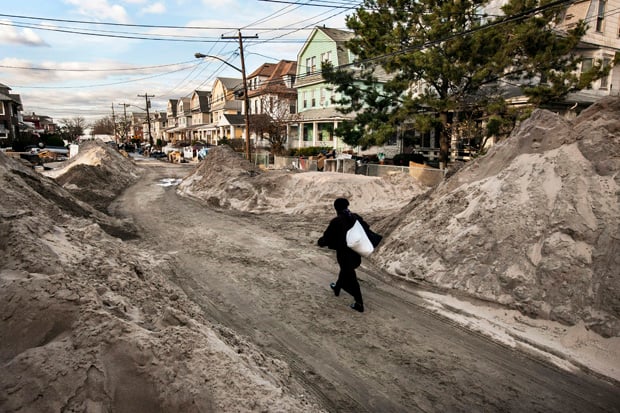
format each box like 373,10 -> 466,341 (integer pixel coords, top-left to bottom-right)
10,94 -> 22,105
178,97 -> 191,114
297,26 -> 354,72
268,60 -> 296,80
217,77 -> 243,90
319,27 -> 354,43
248,63 -> 277,79
0,92 -> 21,105
222,114 -> 246,126
248,59 -> 298,98
191,90 -> 211,111
297,107 -> 354,121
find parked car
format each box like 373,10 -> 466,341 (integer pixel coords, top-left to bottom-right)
150,151 -> 167,159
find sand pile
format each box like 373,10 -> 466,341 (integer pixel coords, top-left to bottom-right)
44,140 -> 141,212
179,145 -> 426,216
373,97 -> 620,337
0,152 -> 324,412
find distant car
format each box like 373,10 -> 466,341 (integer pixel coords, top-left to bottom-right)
150,151 -> 167,159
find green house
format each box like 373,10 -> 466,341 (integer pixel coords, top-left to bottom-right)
291,27 -> 357,151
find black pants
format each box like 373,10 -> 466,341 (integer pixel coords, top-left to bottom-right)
336,267 -> 363,305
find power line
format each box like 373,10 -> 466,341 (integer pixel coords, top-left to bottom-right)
247,4 -> 351,46
345,0 -> 576,68
0,20 -> 331,43
0,12 -> 325,31
241,0 -> 303,30
12,63 -> 200,89
0,60 -> 197,72
258,0 -> 361,9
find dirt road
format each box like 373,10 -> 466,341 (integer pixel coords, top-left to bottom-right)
112,162 -> 620,413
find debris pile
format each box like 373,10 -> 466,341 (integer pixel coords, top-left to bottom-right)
0,151 -> 324,412
179,145 -> 426,216
44,140 -> 141,212
373,97 -> 620,337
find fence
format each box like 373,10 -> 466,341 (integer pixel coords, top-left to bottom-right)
357,164 -> 409,177
272,156 -> 445,186
252,152 -> 271,169
273,156 -> 319,171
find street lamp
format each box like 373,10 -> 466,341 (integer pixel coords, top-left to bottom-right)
195,52 -> 251,160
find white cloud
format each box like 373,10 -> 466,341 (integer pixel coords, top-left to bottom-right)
200,0 -> 235,9
0,20 -> 49,47
141,2 -> 166,14
64,0 -> 130,23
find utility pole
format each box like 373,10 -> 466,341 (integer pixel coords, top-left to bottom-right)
222,30 -> 258,161
117,103 -> 130,144
111,103 -> 118,145
138,93 -> 155,147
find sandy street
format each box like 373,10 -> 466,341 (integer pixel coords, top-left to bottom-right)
3,100 -> 618,411
110,161 -> 620,413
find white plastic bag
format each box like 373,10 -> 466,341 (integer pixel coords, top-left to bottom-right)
346,220 -> 374,257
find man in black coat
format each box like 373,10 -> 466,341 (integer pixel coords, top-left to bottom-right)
318,198 -> 370,312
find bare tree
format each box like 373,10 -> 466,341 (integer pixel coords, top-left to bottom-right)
59,117 -> 88,142
250,96 -> 298,155
91,115 -> 115,135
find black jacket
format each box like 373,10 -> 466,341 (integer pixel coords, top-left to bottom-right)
318,211 -> 370,269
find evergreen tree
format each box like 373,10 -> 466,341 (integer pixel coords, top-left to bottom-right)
323,0 -> 608,167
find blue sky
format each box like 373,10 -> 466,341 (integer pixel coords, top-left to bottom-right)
0,0 -> 351,123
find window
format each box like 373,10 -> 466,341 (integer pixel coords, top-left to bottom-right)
311,89 -> 316,107
320,88 -> 326,106
581,58 -> 593,89
0,103 -> 4,115
596,0 -> 606,32
600,57 -> 611,89
306,58 -> 312,74
303,91 -> 307,108
320,51 -> 332,67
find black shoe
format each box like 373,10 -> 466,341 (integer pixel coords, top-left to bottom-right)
330,282 -> 340,297
350,302 -> 364,313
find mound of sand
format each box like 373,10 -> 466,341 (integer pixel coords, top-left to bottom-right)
44,140 -> 141,212
373,97 -> 620,337
178,145 -> 426,216
0,151 -> 324,412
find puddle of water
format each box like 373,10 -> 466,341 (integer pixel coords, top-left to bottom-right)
157,178 -> 183,187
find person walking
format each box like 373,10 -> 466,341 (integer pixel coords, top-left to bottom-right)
318,197 -> 370,312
